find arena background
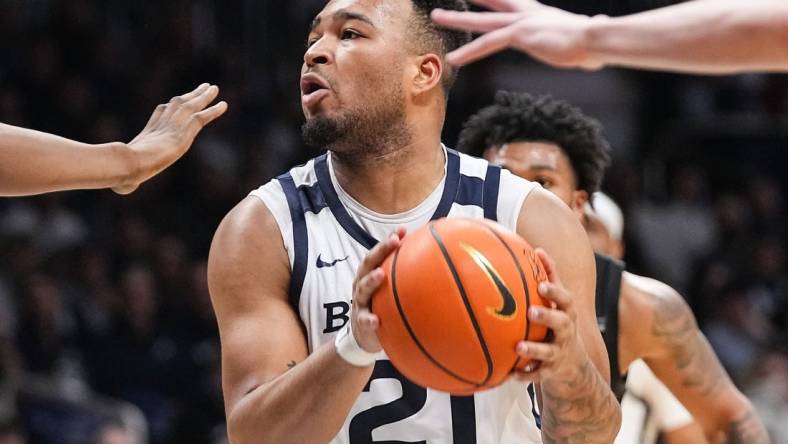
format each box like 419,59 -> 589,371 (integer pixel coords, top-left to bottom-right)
0,1 -> 786,443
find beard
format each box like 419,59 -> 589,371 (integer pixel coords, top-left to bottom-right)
301,82 -> 412,164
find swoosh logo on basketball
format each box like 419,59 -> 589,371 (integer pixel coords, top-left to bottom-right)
316,254 -> 349,269
460,243 -> 517,320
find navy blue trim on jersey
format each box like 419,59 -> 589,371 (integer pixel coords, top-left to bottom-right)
313,148 -> 463,250
527,383 -> 541,429
483,165 -> 501,221
297,182 -> 328,214
314,154 -> 379,250
455,175 -> 485,207
278,173 -> 309,309
432,148 -> 461,221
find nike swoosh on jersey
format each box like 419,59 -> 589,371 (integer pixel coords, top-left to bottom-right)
316,254 -> 349,269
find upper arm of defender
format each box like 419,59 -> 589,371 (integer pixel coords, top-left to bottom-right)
208,196 -> 309,415
516,188 -> 610,382
622,273 -> 748,436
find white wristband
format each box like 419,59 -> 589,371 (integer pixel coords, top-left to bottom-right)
334,322 -> 376,367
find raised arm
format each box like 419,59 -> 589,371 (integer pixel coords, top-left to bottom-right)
515,188 -> 621,443
0,83 -> 226,196
208,196 -> 401,444
431,0 -> 788,74
619,273 -> 769,444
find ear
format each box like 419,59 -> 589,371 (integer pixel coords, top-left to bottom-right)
410,53 -> 443,96
570,189 -> 589,219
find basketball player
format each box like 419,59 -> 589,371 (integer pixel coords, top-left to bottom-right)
585,197 -> 707,444
208,1 -> 621,443
457,91 -> 769,443
431,0 -> 788,73
0,83 -> 227,196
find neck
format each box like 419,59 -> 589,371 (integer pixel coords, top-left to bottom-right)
331,128 -> 444,214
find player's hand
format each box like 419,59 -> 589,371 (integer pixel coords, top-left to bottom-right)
351,228 -> 406,353
512,248 -> 591,383
431,0 -> 603,69
112,83 -> 228,194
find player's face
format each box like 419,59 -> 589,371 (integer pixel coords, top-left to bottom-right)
484,141 -> 588,219
301,0 -> 411,120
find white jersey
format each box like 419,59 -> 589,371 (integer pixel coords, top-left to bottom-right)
615,360 -> 694,444
251,147 -> 543,444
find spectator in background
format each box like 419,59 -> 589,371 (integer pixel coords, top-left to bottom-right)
630,165 -> 718,292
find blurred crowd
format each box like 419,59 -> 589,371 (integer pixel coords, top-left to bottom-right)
0,1 -> 786,443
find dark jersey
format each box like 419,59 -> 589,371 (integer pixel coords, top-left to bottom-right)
594,253 -> 626,401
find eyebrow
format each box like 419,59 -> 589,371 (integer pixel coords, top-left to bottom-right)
310,9 -> 376,33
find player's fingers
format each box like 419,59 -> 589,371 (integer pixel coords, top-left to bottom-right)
516,341 -> 557,363
160,83 -> 211,121
534,248 -> 563,286
431,10 -> 519,33
537,282 -> 572,313
513,363 -> 543,381
185,101 -> 228,142
356,310 -> 380,331
179,83 -> 211,102
354,268 -> 385,307
445,26 -> 514,66
466,0 -> 523,12
357,232 -> 401,278
529,306 -> 572,341
139,104 -> 167,134
181,84 -> 221,116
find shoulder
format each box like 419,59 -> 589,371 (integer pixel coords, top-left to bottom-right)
621,272 -> 693,324
620,272 -> 697,356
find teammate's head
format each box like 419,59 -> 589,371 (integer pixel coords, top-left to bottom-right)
457,91 -> 611,219
300,0 -> 470,156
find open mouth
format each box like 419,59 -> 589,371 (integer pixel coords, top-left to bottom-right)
301,74 -> 329,96
301,74 -> 331,108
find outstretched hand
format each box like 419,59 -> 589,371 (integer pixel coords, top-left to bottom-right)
431,0 -> 602,69
113,83 -> 228,194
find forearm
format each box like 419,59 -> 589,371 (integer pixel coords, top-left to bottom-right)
724,400 -> 769,444
586,0 -> 788,74
0,123 -> 133,196
540,358 -> 621,443
227,341 -> 373,444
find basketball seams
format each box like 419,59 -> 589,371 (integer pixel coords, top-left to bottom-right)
390,244 -> 480,389
428,223 -> 495,387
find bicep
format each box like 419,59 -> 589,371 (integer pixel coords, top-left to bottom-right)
516,188 -> 609,381
208,196 -> 308,412
625,275 -> 741,433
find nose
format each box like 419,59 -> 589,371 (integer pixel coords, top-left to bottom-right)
304,38 -> 332,67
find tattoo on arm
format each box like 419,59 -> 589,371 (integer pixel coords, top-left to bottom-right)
650,292 -> 770,443
287,360 -> 297,370
650,293 -> 728,397
540,359 -> 621,443
727,411 -> 770,444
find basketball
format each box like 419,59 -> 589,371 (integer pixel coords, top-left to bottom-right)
371,218 -> 549,395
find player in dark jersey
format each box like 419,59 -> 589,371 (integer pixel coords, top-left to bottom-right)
457,91 -> 769,444
0,83 -> 226,196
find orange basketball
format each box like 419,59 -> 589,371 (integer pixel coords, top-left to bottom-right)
371,218 -> 549,395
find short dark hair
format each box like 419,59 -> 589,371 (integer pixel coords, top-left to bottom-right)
457,91 -> 612,194
408,0 -> 471,94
